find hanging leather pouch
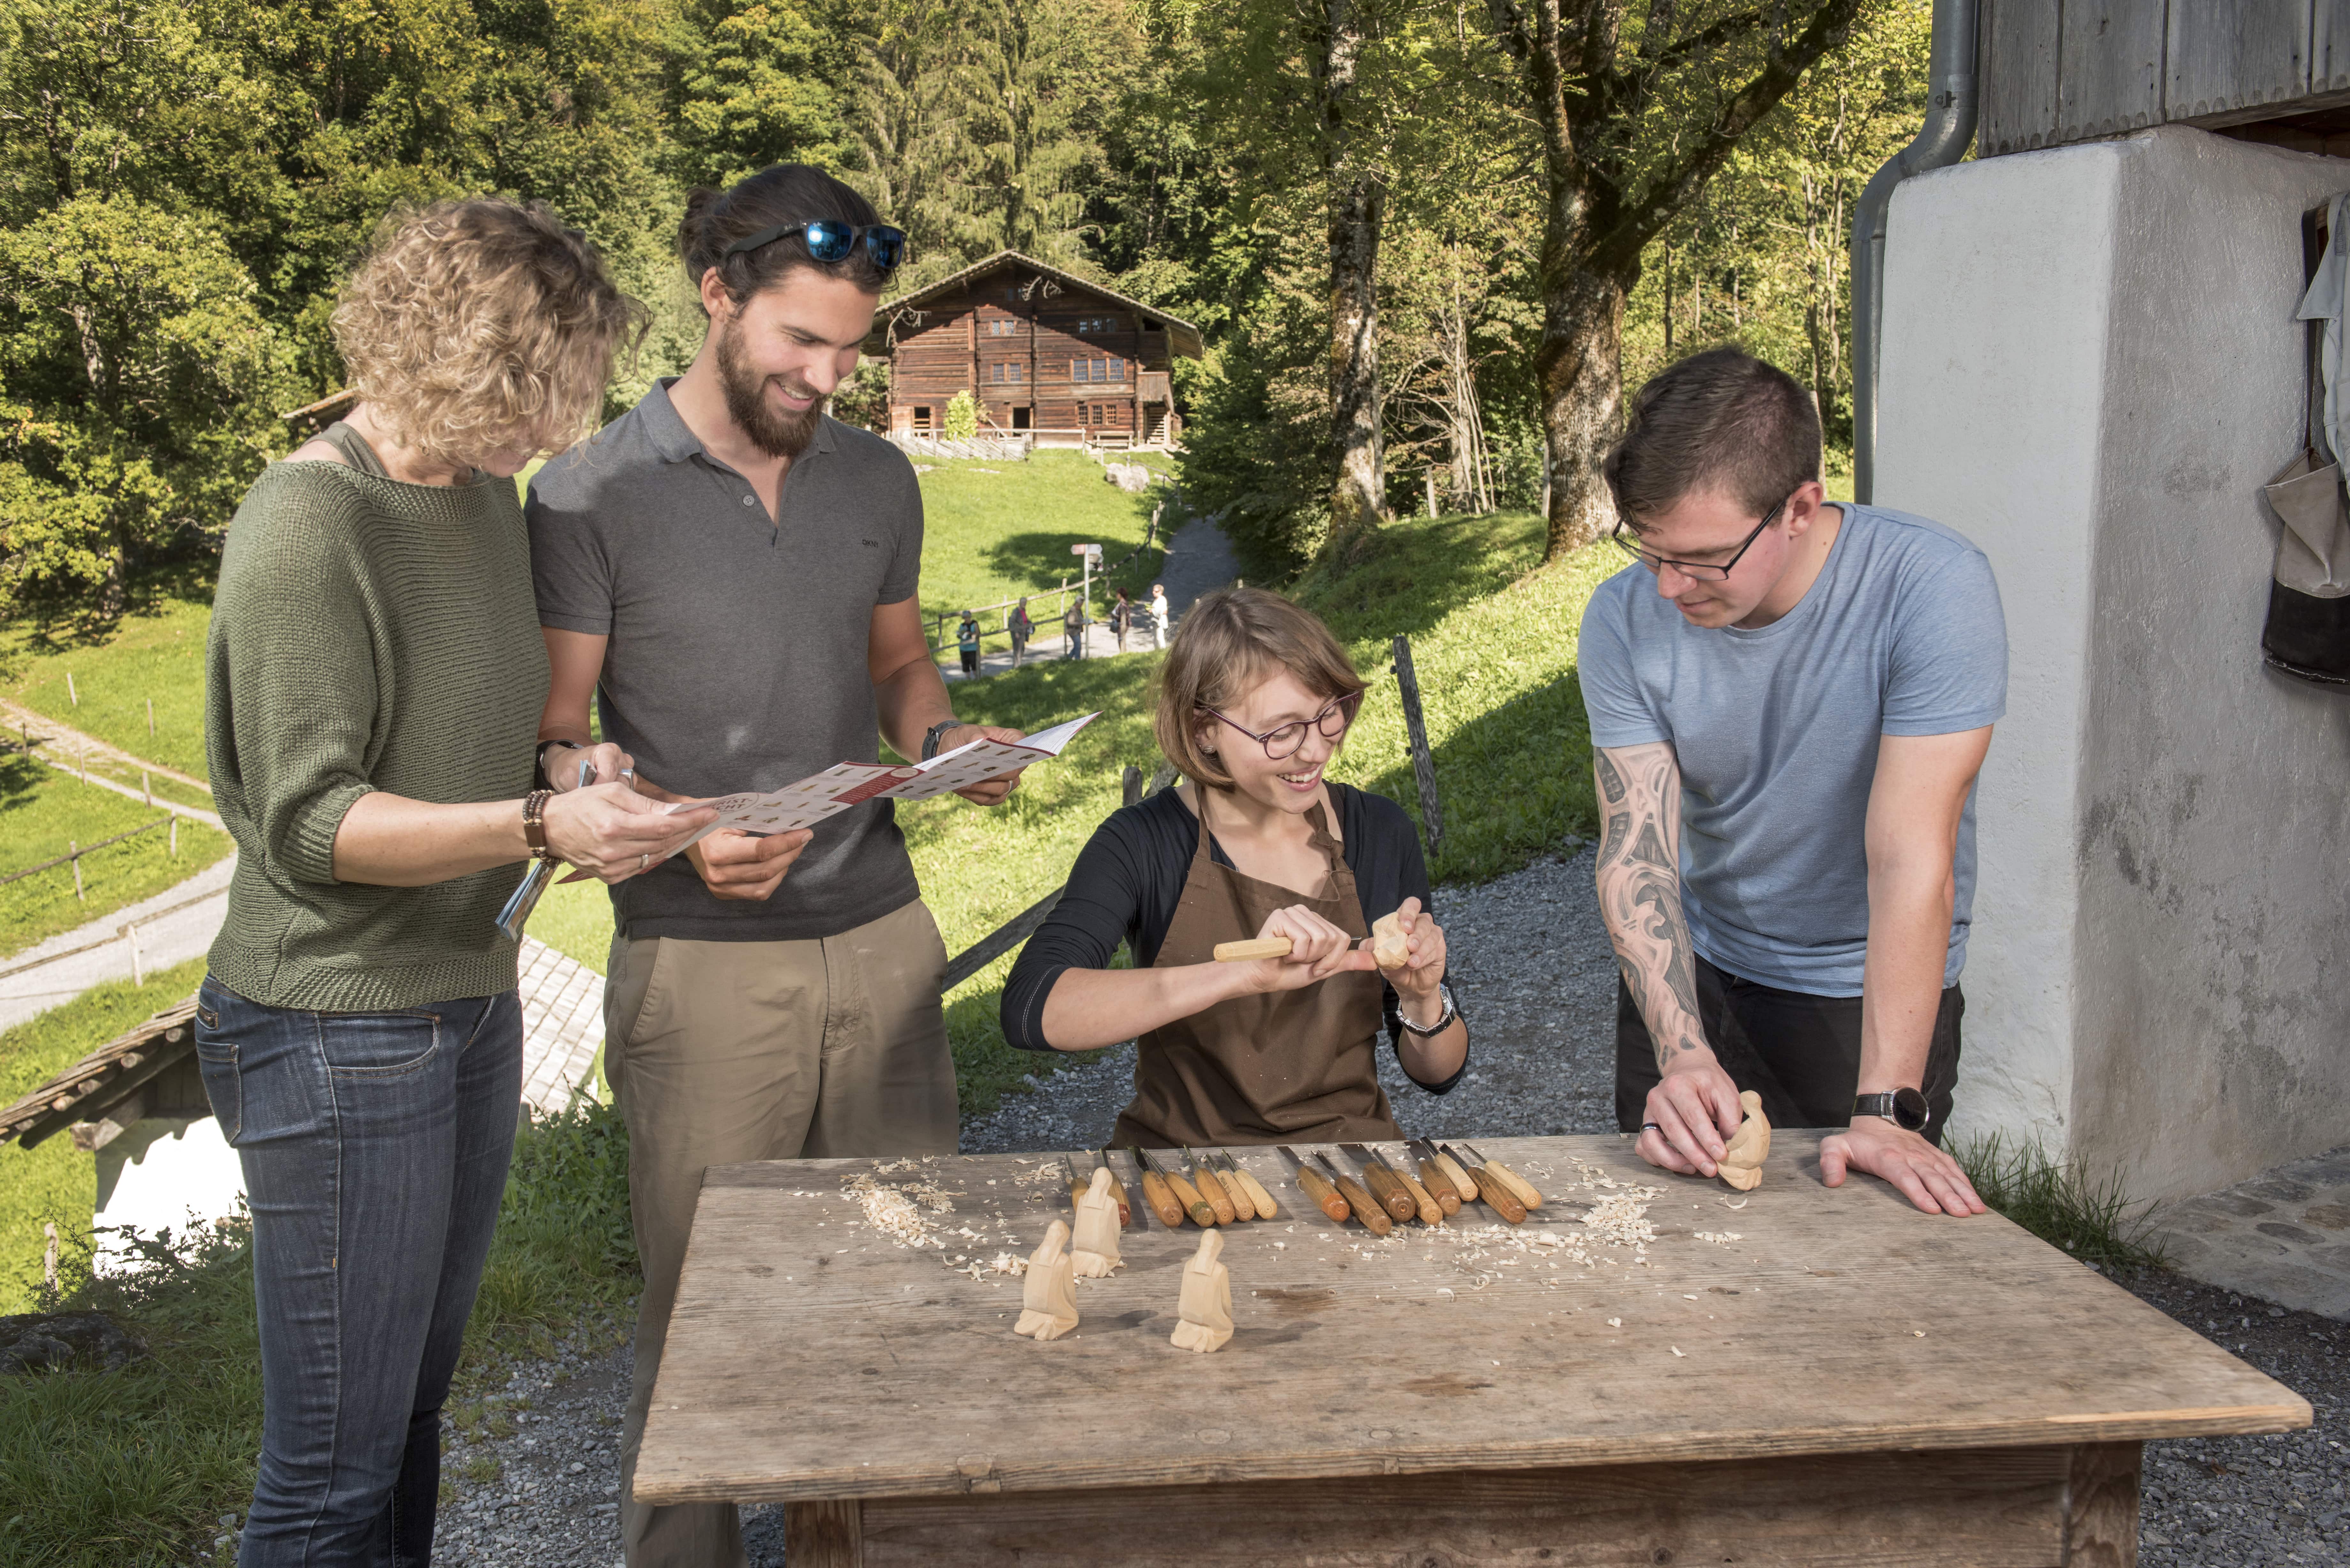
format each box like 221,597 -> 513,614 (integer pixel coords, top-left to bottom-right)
2264,200 -> 2350,685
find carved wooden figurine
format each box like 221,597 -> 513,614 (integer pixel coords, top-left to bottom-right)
1169,1229 -> 1234,1353
1718,1090 -> 1770,1192
1071,1165 -> 1123,1277
1370,910 -> 1410,970
1013,1219 -> 1080,1340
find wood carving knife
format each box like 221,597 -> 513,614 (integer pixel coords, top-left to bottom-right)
1211,936 -> 1292,962
1406,1140 -> 1463,1215
1364,1143 -> 1444,1225
1095,1147 -> 1137,1227
1280,1145 -> 1350,1223
1126,1145 -> 1188,1228
1137,1145 -> 1217,1227
1463,1142 -> 1544,1209
1184,1148 -> 1241,1224
1217,1151 -> 1281,1220
1440,1142 -> 1527,1224
1313,1151 -> 1394,1236
1341,1142 -> 1418,1222
1416,1138 -> 1479,1205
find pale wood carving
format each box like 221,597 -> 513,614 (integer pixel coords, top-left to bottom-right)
1169,1229 -> 1233,1353
1013,1219 -> 1079,1340
1072,1165 -> 1123,1277
1370,911 -> 1409,970
1720,1090 -> 1770,1192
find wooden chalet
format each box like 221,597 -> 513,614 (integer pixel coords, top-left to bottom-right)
865,251 -> 1203,447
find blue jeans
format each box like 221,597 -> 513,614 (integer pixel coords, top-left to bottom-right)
195,977 -> 523,1568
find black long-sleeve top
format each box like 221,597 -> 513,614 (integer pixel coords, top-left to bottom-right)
999,782 -> 1467,1091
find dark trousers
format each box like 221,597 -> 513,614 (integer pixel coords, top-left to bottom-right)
1614,956 -> 1963,1143
959,648 -> 979,675
196,978 -> 523,1567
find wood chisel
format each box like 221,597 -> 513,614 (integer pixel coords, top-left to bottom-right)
1136,1146 -> 1217,1226
1363,1143 -> 1444,1225
1211,936 -> 1292,962
1416,1138 -> 1479,1206
1217,1152 -> 1280,1220
1313,1151 -> 1394,1236
1126,1145 -> 1189,1228
1406,1141 -> 1462,1215
1464,1142 -> 1544,1209
1062,1154 -> 1092,1217
1341,1142 -> 1417,1222
1440,1141 -> 1527,1224
1096,1147 -> 1138,1226
1280,1146 -> 1350,1223
1184,1148 -> 1241,1224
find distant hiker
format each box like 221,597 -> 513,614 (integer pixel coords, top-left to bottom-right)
1064,594 -> 1086,660
1151,582 -> 1172,649
1009,597 -> 1033,663
957,610 -> 982,675
1111,587 -> 1133,651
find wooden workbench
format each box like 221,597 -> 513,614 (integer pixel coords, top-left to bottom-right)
637,1134 -> 2309,1566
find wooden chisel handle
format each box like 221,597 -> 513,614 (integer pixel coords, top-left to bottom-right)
1162,1166 -> 1220,1227
1130,1152 -> 1186,1228
1187,1157 -> 1240,1224
1416,1158 -> 1462,1216
1067,1174 -> 1091,1212
1224,1159 -> 1280,1220
1463,1162 -> 1528,1224
1471,1151 -> 1543,1210
1354,1156 -> 1416,1221
1389,1160 -> 1444,1225
1096,1152 -> 1134,1225
1291,1159 -> 1349,1223
1212,936 -> 1294,962
1330,1171 -> 1394,1235
1427,1146 -> 1478,1205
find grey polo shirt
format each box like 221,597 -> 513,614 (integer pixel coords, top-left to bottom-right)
527,379 -> 925,943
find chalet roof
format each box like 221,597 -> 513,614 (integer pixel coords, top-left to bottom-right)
0,997 -> 197,1152
867,250 -> 1205,359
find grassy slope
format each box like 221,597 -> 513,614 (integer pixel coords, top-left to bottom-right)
913,450 -> 1176,630
2,590 -> 215,783
0,759 -> 233,958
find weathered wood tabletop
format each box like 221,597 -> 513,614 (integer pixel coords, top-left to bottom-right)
638,1134 -> 2308,1565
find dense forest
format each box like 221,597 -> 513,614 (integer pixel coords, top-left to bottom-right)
0,0 -> 1929,620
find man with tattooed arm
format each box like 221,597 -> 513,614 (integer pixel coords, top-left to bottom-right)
1576,348 -> 2006,1217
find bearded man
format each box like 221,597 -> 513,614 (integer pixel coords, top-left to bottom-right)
527,164 -> 1023,1568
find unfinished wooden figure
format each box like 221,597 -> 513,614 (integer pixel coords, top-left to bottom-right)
1370,910 -> 1410,970
1169,1229 -> 1233,1353
1071,1165 -> 1123,1277
1718,1090 -> 1770,1192
1013,1219 -> 1080,1340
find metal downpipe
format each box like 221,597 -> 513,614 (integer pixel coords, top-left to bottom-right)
1850,0 -> 1980,504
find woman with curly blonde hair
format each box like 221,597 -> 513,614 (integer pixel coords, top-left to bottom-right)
198,200 -> 717,1566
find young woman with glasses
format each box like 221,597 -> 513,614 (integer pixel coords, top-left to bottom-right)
999,588 -> 1468,1146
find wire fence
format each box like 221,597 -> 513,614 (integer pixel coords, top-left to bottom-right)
0,815 -> 177,897
926,502 -> 1170,655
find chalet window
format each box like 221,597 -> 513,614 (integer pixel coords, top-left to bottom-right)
989,362 -> 1025,384
1071,357 -> 1126,383
1076,316 -> 1118,334
914,406 -> 933,429
987,319 -> 1016,337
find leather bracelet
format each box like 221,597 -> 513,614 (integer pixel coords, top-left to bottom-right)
522,790 -> 553,859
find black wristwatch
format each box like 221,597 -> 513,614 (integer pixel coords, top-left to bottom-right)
535,738 -> 583,789
920,719 -> 964,761
1853,1088 -> 1929,1132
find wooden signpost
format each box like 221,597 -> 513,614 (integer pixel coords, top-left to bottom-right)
637,1134 -> 2307,1567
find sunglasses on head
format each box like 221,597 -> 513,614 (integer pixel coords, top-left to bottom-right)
724,218 -> 906,273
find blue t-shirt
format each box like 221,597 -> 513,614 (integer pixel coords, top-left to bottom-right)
1576,504 -> 2007,996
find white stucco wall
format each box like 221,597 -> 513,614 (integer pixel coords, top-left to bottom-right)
1878,125 -> 2350,1203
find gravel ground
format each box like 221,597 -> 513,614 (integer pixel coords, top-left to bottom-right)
216,848 -> 2343,1567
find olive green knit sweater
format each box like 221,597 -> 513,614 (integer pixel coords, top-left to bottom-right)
205,460 -> 549,1011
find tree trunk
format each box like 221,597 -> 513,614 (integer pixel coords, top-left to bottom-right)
1537,265 -> 1628,559
1313,0 -> 1386,554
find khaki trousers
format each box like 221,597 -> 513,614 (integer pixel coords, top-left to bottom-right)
604,898 -> 959,1568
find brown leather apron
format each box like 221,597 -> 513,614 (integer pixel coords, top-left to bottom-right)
1111,792 -> 1400,1148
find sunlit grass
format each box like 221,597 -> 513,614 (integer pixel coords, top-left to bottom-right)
0,759 -> 232,960
1,589 -> 214,783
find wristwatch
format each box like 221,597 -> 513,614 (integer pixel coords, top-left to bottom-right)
920,719 -> 964,761
535,738 -> 582,789
1853,1087 -> 1929,1132
1398,982 -> 1458,1037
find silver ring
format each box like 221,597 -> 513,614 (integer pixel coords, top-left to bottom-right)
1641,1122 -> 1662,1133
639,853 -> 649,871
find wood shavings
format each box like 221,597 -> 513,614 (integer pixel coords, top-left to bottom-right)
1694,1231 -> 1743,1245
1671,1346 -> 1685,1357
1607,1317 -> 1623,1328
841,1171 -> 953,1250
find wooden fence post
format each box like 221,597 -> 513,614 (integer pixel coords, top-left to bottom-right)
70,841 -> 83,900
1391,636 -> 1444,860
66,672 -> 76,706
129,923 -> 144,986
1123,765 -> 1143,808
147,697 -> 155,736
169,816 -> 178,856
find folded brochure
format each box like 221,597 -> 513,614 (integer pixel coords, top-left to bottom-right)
666,711 -> 1098,844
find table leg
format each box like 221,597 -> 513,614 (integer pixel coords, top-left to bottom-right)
2065,1441 -> 2143,1567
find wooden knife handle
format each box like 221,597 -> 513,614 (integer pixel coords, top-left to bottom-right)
1188,1160 -> 1240,1224
1391,1163 -> 1444,1225
1162,1168 -> 1220,1227
1106,1178 -> 1133,1227
1467,1164 -> 1528,1224
1067,1175 -> 1090,1213
1431,1150 -> 1479,1205
1294,1163 -> 1349,1223
1417,1158 -> 1463,1216
1136,1168 -> 1186,1229
1212,937 -> 1293,962
1357,1160 -> 1415,1221
1482,1157 -> 1543,1210
1330,1173 -> 1394,1236
1226,1162 -> 1280,1221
